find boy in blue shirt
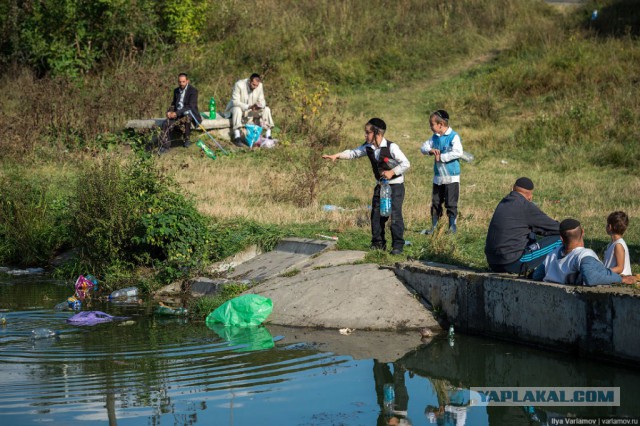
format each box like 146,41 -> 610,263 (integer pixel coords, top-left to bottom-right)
420,110 -> 463,234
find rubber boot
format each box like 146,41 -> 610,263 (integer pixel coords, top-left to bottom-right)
421,218 -> 439,235
448,216 -> 457,234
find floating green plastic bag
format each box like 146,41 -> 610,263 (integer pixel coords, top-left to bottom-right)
205,294 -> 273,327
207,323 -> 274,352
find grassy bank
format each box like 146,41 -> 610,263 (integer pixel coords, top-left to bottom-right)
1,0 -> 639,287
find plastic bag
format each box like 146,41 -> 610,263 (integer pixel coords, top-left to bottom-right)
206,294 -> 273,327
66,311 -> 130,326
207,323 -> 275,352
244,123 -> 263,148
75,275 -> 98,300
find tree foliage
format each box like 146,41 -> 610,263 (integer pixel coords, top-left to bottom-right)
0,0 -> 208,77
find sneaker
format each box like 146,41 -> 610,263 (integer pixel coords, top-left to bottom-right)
183,140 -> 191,148
233,137 -> 244,147
420,228 -> 435,235
370,244 -> 386,251
158,147 -> 168,155
390,248 -> 403,255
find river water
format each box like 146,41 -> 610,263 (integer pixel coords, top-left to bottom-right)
1,275 -> 639,426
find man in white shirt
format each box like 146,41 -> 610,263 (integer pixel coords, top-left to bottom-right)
224,73 -> 275,146
533,218 -> 635,285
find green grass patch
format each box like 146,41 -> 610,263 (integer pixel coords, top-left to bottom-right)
188,283 -> 249,320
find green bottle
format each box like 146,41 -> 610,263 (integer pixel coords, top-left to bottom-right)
209,97 -> 216,119
196,139 -> 216,160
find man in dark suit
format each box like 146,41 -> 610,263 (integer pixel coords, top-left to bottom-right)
159,73 -> 201,152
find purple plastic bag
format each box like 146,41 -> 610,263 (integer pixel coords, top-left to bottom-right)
66,311 -> 130,326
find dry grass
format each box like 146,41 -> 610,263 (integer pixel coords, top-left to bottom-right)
160,60 -> 640,269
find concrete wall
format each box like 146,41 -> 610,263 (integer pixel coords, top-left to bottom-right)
395,260 -> 640,365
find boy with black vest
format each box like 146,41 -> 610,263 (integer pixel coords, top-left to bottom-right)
322,118 -> 410,254
420,110 -> 463,234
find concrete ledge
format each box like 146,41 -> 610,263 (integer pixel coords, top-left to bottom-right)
125,116 -> 231,130
395,260 -> 640,365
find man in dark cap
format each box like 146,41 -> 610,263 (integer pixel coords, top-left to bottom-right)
532,219 -> 635,285
323,118 -> 410,255
485,177 -> 561,275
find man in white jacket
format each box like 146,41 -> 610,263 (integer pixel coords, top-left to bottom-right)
224,73 -> 275,146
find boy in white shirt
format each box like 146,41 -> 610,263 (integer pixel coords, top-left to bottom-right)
604,211 -> 632,276
420,110 -> 463,234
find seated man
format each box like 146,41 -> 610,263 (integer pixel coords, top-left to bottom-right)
224,73 -> 275,146
533,218 -> 635,285
160,72 -> 201,152
485,177 -> 562,275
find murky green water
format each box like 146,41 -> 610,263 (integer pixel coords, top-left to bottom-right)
1,275 -> 639,425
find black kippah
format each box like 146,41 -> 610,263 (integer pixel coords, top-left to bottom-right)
560,218 -> 581,232
435,109 -> 449,121
367,117 -> 386,131
514,177 -> 534,190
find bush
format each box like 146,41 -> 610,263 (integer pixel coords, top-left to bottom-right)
272,79 -> 345,207
69,153 -> 216,284
0,169 -> 72,266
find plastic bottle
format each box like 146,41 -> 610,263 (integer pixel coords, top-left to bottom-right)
109,287 -> 139,300
209,97 -> 216,119
154,305 -> 188,316
380,179 -> 392,217
31,328 -> 56,340
383,384 -> 395,413
448,324 -> 455,337
54,301 -> 69,311
383,157 -> 399,168
322,204 -> 343,212
66,295 -> 81,310
196,139 -> 217,159
460,151 -> 475,162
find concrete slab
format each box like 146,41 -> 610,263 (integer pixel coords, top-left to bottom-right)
246,263 -> 441,331
189,277 -> 232,297
155,281 -> 183,296
206,245 -> 262,275
228,237 -> 335,282
125,116 -> 231,130
298,250 -> 367,270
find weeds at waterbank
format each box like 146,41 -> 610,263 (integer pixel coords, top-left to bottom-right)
1,0 -> 640,289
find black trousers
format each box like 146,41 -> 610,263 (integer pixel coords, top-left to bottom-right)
160,116 -> 192,149
431,182 -> 459,221
371,182 -> 405,250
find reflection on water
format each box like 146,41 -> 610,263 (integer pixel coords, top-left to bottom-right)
1,276 -> 640,425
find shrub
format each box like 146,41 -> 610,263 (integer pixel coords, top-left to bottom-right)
69,153 -> 216,284
272,79 -> 345,207
0,169 -> 71,266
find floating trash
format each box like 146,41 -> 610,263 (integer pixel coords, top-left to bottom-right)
31,328 -> 57,340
